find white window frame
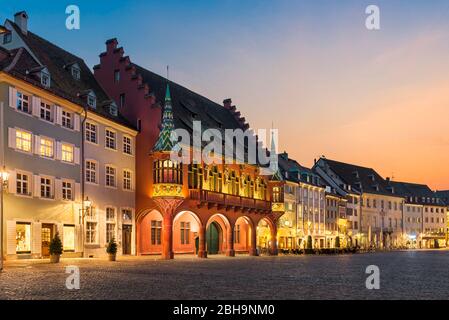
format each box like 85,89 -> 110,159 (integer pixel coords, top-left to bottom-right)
123,135 -> 133,155
40,175 -> 54,199
105,129 -> 117,150
87,92 -> 96,109
85,160 -> 98,184
105,165 -> 117,188
15,129 -> 32,153
16,171 -> 32,197
62,180 -> 74,201
41,71 -> 51,88
85,122 -> 98,144
61,143 -> 74,163
71,65 -> 81,80
106,207 -> 116,243
122,208 -> 133,223
86,221 -> 97,244
123,169 -> 133,191
16,90 -> 31,114
40,101 -> 53,122
40,136 -> 54,159
61,110 -> 73,129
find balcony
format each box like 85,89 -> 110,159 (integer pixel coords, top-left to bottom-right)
153,183 -> 184,198
189,189 -> 271,212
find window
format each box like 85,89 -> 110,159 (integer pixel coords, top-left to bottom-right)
105,129 -> 116,150
40,137 -> 54,158
16,172 -> 30,195
16,130 -> 32,152
109,103 -> 118,117
120,93 -> 125,108
114,70 -> 120,83
17,91 -> 30,113
122,209 -> 132,222
86,222 -> 97,244
234,224 -> 241,244
62,181 -> 73,200
86,160 -> 97,183
106,208 -> 116,243
123,136 -> 132,155
71,66 -> 80,80
61,144 -> 74,163
106,166 -> 116,187
40,102 -> 52,122
16,223 -> 31,253
3,32 -> 12,44
40,177 -> 53,199
87,93 -> 96,108
180,222 -> 190,245
41,72 -> 51,87
85,122 -> 97,143
151,220 -> 162,245
62,110 -> 72,129
63,225 -> 75,251
123,170 -> 132,191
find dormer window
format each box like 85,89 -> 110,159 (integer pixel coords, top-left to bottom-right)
87,92 -> 96,109
41,70 -> 50,88
3,32 -> 12,44
109,102 -> 118,117
71,65 -> 81,80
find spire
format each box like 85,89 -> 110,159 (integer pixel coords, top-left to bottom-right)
153,83 -> 175,152
269,129 -> 283,181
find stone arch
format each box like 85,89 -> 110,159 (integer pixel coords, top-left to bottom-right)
234,216 -> 255,254
256,217 -> 278,255
205,213 -> 232,255
138,208 -> 163,255
172,210 -> 203,255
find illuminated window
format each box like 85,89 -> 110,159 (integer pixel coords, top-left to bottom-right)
234,224 -> 240,244
16,222 -> 31,253
40,102 -> 52,122
63,225 -> 75,251
86,222 -> 97,244
106,208 -> 116,243
40,137 -> 54,158
180,222 -> 190,245
40,177 -> 53,199
16,172 -> 30,195
123,170 -> 132,191
86,160 -> 97,183
106,166 -> 116,187
85,122 -> 97,143
122,209 -> 132,222
16,91 -> 30,113
16,130 -> 32,152
123,136 -> 132,155
151,220 -> 162,245
105,129 -> 116,150
61,144 -> 74,163
62,181 -> 73,200
188,164 -> 203,189
153,160 -> 182,184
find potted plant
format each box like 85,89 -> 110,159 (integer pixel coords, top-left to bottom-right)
49,232 -> 63,263
107,237 -> 118,261
305,235 -> 314,254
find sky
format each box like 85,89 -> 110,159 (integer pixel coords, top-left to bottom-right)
2,0 -> 449,189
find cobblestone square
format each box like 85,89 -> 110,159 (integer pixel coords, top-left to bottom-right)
1,250 -> 448,300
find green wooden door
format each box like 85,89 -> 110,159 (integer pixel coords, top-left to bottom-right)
207,222 -> 220,254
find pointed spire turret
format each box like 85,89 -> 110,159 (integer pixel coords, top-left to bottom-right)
269,129 -> 283,181
153,84 -> 175,152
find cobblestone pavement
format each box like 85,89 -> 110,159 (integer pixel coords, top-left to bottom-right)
1,250 -> 448,300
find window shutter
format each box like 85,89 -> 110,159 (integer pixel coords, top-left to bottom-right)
8,127 -> 16,149
74,114 -> 80,131
75,182 -> 81,202
55,178 -> 63,200
56,142 -> 62,160
32,222 -> 42,256
55,106 -> 62,125
8,170 -> 16,194
9,87 -> 17,109
32,96 -> 41,117
74,147 -> 80,165
33,135 -> 40,155
33,175 -> 41,198
6,221 -> 17,254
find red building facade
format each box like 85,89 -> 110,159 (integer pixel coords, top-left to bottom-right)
94,39 -> 283,259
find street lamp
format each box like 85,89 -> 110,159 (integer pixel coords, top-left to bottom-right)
0,26 -> 8,34
0,167 -> 9,271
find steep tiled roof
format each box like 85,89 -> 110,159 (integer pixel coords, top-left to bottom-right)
391,181 -> 445,206
436,190 -> 449,206
3,20 -> 134,129
320,158 -> 398,196
278,153 -> 323,187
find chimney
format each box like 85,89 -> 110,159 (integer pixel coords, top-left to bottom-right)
386,177 -> 390,182
223,98 -> 232,109
14,11 -> 28,35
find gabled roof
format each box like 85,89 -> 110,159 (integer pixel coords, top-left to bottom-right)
391,181 -> 445,206
3,20 -> 134,129
277,153 -> 323,187
319,158 -> 398,197
436,190 -> 449,206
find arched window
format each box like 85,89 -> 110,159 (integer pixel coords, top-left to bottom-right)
229,171 -> 239,196
188,164 -> 203,189
273,186 -> 283,203
153,160 -> 182,184
208,166 -> 222,193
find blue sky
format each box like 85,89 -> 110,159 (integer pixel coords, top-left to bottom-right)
2,1 -> 449,188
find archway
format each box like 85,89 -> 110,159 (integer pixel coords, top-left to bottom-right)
257,218 -> 277,255
234,216 -> 254,254
138,209 -> 163,255
172,211 -> 202,256
205,213 -> 231,255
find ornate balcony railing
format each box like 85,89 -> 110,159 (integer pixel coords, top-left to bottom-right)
189,189 -> 271,211
153,183 -> 184,198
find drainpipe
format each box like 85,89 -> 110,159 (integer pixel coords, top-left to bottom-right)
80,105 -> 88,258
